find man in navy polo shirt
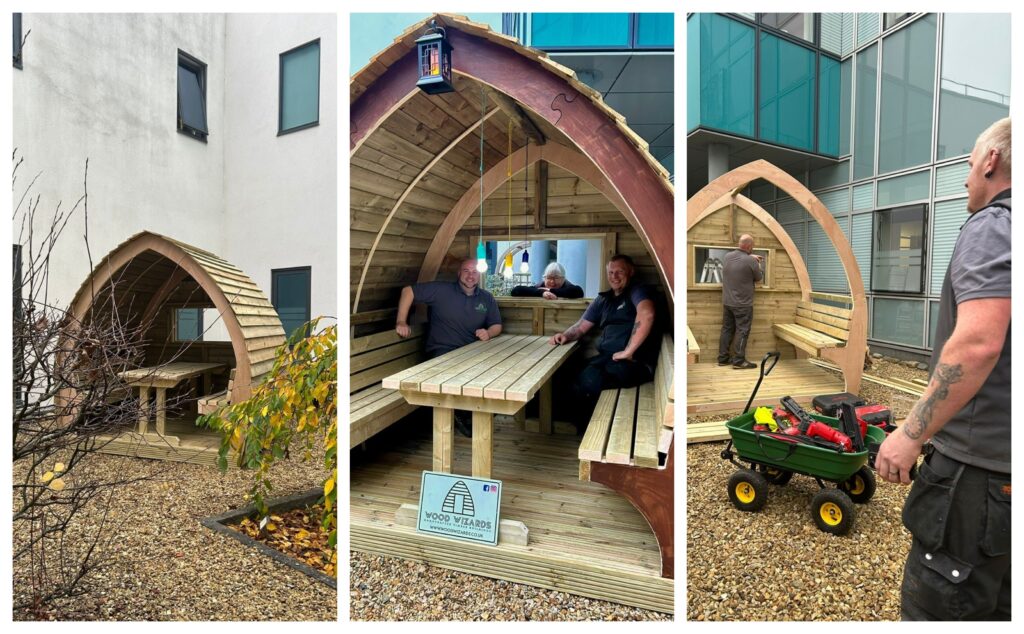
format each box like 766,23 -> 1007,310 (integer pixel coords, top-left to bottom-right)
396,258 -> 503,435
549,254 -> 658,431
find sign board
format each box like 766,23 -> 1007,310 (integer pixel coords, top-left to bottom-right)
417,471 -> 503,545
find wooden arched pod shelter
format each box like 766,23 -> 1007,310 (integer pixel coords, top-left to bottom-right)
350,14 -> 674,613
67,231 -> 286,464
687,160 -> 866,418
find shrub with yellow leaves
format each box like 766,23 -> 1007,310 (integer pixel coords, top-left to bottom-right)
199,318 -> 337,547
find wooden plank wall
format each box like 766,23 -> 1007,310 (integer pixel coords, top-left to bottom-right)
687,206 -> 800,362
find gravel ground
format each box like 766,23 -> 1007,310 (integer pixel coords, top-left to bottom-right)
686,360 -> 928,621
13,451 -> 335,621
349,552 -> 672,621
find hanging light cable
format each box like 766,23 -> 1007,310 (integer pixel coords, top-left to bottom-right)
503,119 -> 514,279
520,139 -> 530,274
475,86 -> 488,274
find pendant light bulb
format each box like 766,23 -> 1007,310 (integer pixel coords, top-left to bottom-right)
476,243 -> 488,273
520,249 -> 530,274
503,253 -> 514,278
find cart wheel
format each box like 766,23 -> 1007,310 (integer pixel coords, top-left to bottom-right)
810,489 -> 855,535
839,466 -> 877,504
728,469 -> 768,512
757,464 -> 794,486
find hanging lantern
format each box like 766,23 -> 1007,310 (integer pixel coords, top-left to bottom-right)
520,249 -> 530,274
503,253 -> 514,279
415,21 -> 454,95
476,242 -> 488,273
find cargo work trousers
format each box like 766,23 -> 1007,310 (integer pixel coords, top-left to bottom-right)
718,304 -> 754,365
900,448 -> 1011,621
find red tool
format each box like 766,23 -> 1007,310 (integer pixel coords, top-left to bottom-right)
780,396 -> 854,452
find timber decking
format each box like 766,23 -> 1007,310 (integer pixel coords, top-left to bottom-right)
686,359 -> 844,417
95,417 -> 226,467
350,418 -> 673,613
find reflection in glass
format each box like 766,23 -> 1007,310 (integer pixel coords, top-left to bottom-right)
696,14 -> 755,136
938,14 -> 1011,159
878,14 -> 936,174
853,45 -> 877,180
762,13 -> 815,43
759,32 -> 815,151
872,297 -> 925,347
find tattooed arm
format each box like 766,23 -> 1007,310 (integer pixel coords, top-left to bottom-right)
875,296 -> 1010,483
612,299 -> 656,361
549,317 -> 595,345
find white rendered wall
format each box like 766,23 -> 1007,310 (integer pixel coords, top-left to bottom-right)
222,14 -> 338,327
12,13 -> 337,329
12,13 -> 228,305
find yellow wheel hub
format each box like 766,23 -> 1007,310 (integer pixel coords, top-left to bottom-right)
848,477 -> 865,495
735,483 -> 756,504
820,502 -> 843,525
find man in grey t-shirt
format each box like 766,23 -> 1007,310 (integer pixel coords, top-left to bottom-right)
717,235 -> 763,369
875,118 -> 1011,620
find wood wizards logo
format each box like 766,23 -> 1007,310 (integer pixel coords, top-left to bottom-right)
475,302 -> 487,313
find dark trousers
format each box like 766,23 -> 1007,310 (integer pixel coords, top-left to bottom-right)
571,353 -> 653,427
718,305 -> 753,364
900,449 -> 1011,620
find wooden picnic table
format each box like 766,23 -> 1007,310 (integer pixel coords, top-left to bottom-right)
119,362 -> 225,438
382,334 -> 578,479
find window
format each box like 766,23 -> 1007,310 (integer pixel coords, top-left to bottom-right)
872,204 -> 927,293
853,44 -> 878,180
884,13 -> 914,30
177,50 -> 208,141
13,12 -> 22,69
759,32 -> 815,151
937,14 -> 1010,160
272,267 -> 311,341
175,308 -> 203,341
636,14 -> 673,48
872,297 -> 925,347
531,14 -> 631,49
279,39 -> 320,135
693,13 -> 755,136
761,13 -> 815,43
877,13 -> 936,174
692,245 -> 770,288
818,55 -> 842,156
482,238 -> 604,297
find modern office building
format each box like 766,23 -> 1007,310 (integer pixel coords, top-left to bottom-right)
13,13 -> 337,339
688,13 -> 1009,357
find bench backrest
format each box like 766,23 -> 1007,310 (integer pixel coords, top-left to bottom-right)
350,326 -> 425,394
795,293 -> 853,342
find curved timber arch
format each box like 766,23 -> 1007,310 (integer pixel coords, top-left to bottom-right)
68,232 -> 287,401
688,160 -> 866,394
351,14 -> 674,302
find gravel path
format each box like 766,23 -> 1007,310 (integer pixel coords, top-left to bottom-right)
686,361 -> 928,621
13,451 -> 335,621
349,552 -> 672,621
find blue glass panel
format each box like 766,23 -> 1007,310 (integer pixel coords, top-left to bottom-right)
273,269 -> 311,340
839,58 -> 852,155
176,308 -> 202,341
636,13 -> 673,47
819,55 -> 842,156
698,14 -> 755,136
878,14 -> 936,174
531,13 -> 630,48
281,41 -> 320,132
853,45 -> 877,180
759,32 -> 815,151
686,16 -> 700,131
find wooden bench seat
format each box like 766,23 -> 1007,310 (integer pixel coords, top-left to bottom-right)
773,294 -> 851,358
579,333 -> 675,579
349,326 -> 425,448
198,369 -> 234,415
686,325 -> 700,365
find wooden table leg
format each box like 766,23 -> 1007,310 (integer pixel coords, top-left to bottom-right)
540,380 -> 553,434
433,408 -> 454,473
155,387 -> 167,436
472,411 -> 493,479
137,386 -> 150,434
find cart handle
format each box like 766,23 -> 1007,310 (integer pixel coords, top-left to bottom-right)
742,351 -> 781,413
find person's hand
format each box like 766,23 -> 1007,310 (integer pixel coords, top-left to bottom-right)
874,425 -> 923,485
475,328 -> 491,342
542,291 -> 557,300
752,254 -> 763,263
612,350 -> 633,362
396,323 -> 411,338
550,332 -> 567,345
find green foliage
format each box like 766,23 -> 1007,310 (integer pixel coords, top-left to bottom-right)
199,318 -> 337,547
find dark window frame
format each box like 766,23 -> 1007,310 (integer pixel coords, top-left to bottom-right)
14,12 -> 23,69
869,203 -> 929,295
177,49 -> 208,142
271,266 -> 312,340
173,307 -> 205,343
278,38 -> 321,136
